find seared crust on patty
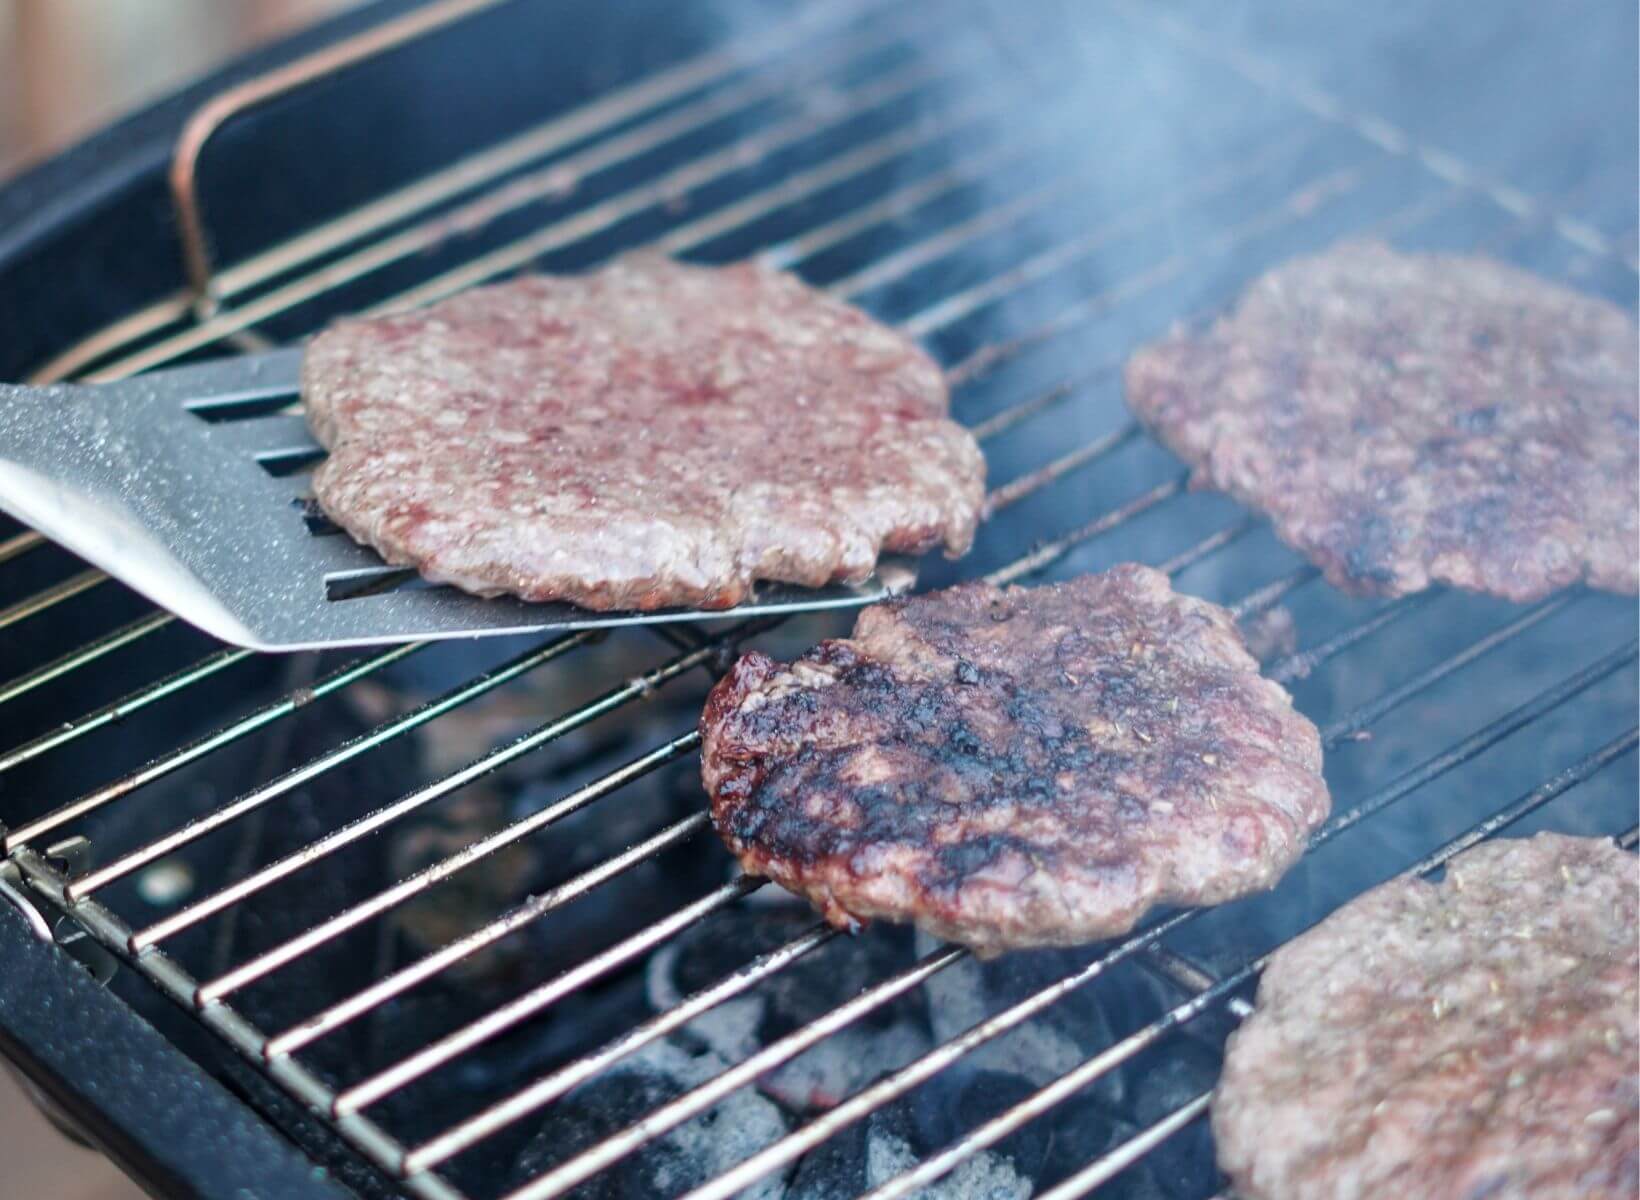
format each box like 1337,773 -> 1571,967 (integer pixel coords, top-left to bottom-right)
699,566 -> 1330,955
1125,242 -> 1639,602
1213,833 -> 1639,1200
304,255 -> 984,611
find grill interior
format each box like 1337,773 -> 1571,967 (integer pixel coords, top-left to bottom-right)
1,2 -> 1636,1197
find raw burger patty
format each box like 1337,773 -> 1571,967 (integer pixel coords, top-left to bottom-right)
699,566 -> 1330,955
303,255 -> 985,611
1214,832 -> 1639,1200
1125,242 -> 1639,602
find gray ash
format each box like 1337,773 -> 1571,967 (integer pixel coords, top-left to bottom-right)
514,1041 -> 792,1200
647,906 -> 932,1113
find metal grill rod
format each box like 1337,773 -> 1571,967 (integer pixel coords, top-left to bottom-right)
81,9 -> 932,382
1229,565 -> 1323,623
1479,161 -> 1640,259
6,849 -> 467,1200
645,100 -> 1028,260
1031,725 -> 1639,1200
939,166 -> 1464,392
859,651 -> 1639,1199
968,375 -> 1090,441
205,48 -> 983,354
756,136 -> 1037,273
671,608 -> 1619,1200
186,412 -> 1181,1006
1156,519 -> 1260,579
386,107 -> 1348,325
30,0 -> 896,384
1267,593 -> 1437,686
0,18 -> 1206,631
130,622 -> 763,955
0,612 -> 174,709
830,127 -> 1313,303
504,943 -> 968,1200
900,163 -> 1366,341
0,568 -> 106,631
309,516 -> 1278,1153
829,170 -> 1102,299
270,873 -> 765,1060
65,632 -> 594,901
393,561 -> 1550,1181
0,116 -> 1366,639
410,919 -> 841,1179
275,524 -> 1281,1087
216,735 -> 701,1017
987,474 -> 1186,585
0,646 -> 248,779
2,642 -> 420,851
1049,1092 -> 1214,1200
329,813 -> 718,1115
0,530 -> 43,565
71,348 -> 1137,923
1114,0 -> 1638,274
985,423 -> 1141,514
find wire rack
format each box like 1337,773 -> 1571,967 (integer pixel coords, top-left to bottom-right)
2,2 -> 1636,1197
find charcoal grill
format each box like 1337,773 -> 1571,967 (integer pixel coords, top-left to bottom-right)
0,1 -> 1635,1197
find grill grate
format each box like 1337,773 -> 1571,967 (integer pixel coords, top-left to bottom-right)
2,3 -> 1636,1198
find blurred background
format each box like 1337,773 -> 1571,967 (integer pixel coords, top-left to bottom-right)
0,0 -> 356,180
1,6 -> 352,1193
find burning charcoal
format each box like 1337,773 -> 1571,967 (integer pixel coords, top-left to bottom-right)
911,937 -> 1230,1198
919,935 -> 1133,1106
648,905 -> 932,1112
1122,1036 -> 1223,1200
785,1090 -> 1031,1200
512,1040 -> 789,1200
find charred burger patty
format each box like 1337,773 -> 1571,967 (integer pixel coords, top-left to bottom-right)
699,566 -> 1330,955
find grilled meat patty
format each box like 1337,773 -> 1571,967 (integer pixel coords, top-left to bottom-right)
1214,833 -> 1639,1200
304,255 -> 985,611
1125,242 -> 1639,602
699,566 -> 1330,955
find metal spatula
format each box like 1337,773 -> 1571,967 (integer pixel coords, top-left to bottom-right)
0,349 -> 916,652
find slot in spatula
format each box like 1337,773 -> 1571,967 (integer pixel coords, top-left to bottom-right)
0,349 -> 916,651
